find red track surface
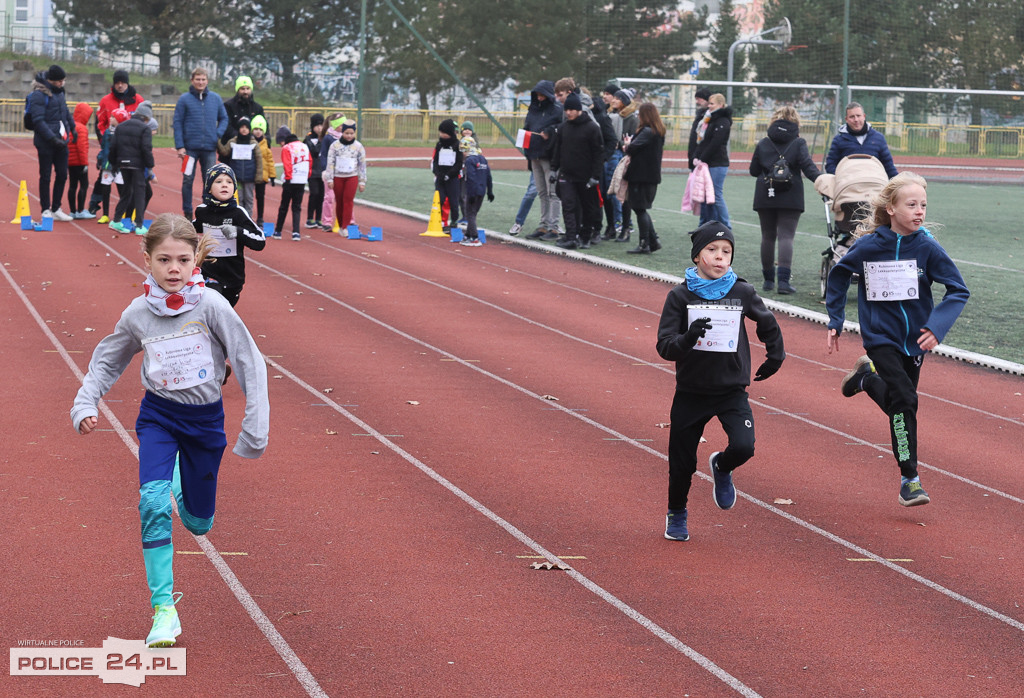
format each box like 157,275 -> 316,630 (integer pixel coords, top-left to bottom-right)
2,141 -> 1023,696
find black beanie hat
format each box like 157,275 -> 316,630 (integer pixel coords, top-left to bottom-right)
438,118 -> 458,138
689,221 -> 735,262
603,83 -> 619,96
113,69 -> 129,85
275,125 -> 292,145
564,93 -> 582,111
310,112 -> 325,129
695,87 -> 712,100
46,65 -> 66,82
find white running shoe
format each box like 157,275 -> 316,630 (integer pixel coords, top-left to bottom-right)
50,208 -> 74,222
509,223 -> 522,236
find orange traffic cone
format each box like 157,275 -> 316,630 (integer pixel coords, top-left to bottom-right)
10,180 -> 31,223
420,190 -> 447,237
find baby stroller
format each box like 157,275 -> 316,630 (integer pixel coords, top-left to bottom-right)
813,154 -> 889,299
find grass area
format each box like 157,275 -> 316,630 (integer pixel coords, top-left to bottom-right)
359,165 -> 1024,364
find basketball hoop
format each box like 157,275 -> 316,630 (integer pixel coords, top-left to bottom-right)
775,17 -> 792,52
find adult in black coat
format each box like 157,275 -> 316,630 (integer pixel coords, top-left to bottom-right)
686,87 -> 711,171
623,103 -> 666,254
221,76 -> 265,147
551,93 -> 604,250
109,104 -> 155,232
692,93 -> 733,229
29,65 -> 75,220
748,106 -> 821,294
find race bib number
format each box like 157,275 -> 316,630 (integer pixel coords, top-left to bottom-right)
143,327 -> 215,391
202,222 -> 235,258
687,304 -> 742,353
231,143 -> 254,160
335,156 -> 358,175
864,260 -> 919,301
101,170 -> 114,185
438,148 -> 456,167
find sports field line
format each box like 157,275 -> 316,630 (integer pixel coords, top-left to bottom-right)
246,251 -> 1024,640
0,248 -> 329,698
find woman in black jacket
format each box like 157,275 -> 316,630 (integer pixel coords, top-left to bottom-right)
623,102 -> 666,254
692,93 -> 732,229
749,106 -> 820,294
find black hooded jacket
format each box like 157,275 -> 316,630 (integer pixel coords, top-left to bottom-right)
692,106 -> 733,168
749,119 -> 820,212
522,80 -> 562,161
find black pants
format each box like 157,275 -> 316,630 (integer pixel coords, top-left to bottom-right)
254,182 -> 266,223
113,168 -> 148,227
436,176 -> 460,224
863,347 -> 924,479
276,182 -> 305,234
464,195 -> 483,238
208,283 -> 242,307
667,388 -> 755,511
306,177 -> 324,221
557,179 -> 601,240
88,172 -> 111,215
36,140 -> 68,212
67,165 -> 89,213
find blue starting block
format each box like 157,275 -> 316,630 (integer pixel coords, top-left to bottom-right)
20,215 -> 33,230
367,226 -> 383,241
346,224 -> 361,240
478,228 -> 487,244
449,226 -> 464,242
37,216 -> 54,231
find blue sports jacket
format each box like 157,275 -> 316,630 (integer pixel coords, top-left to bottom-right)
826,226 -> 969,355
173,86 -> 228,152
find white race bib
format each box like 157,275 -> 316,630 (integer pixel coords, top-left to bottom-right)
438,148 -> 456,167
687,304 -> 742,353
114,170 -> 124,185
203,222 -> 236,258
101,170 -> 114,185
335,156 -> 358,175
864,260 -> 919,301
231,143 -> 254,160
143,327 -> 215,390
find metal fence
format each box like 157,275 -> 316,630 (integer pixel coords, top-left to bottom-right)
4,100 -> 1022,158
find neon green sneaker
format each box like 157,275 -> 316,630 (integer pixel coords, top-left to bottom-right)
145,592 -> 183,648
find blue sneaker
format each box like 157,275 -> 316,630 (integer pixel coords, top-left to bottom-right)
709,452 -> 736,510
664,509 -> 689,541
899,479 -> 930,507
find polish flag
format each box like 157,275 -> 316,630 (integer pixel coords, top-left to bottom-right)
515,129 -> 532,148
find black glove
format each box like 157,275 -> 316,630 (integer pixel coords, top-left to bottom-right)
50,136 -> 67,149
487,192 -> 494,203
753,358 -> 783,382
586,177 -> 599,189
270,178 -> 276,187
682,317 -> 712,348
548,172 -> 558,184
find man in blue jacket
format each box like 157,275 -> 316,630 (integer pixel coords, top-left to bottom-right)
825,102 -> 898,178
29,64 -> 76,222
173,67 -> 229,217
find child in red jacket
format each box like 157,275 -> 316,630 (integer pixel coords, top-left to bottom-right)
68,102 -> 94,218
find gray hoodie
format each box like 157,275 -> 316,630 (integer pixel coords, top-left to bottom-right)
71,289 -> 269,458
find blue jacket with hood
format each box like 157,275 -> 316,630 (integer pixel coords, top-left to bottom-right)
825,124 -> 898,178
826,226 -> 969,356
522,80 -> 562,161
173,84 -> 229,152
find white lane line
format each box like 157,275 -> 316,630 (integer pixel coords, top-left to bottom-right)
0,254 -> 329,698
265,356 -> 763,698
261,248 -> 1024,499
249,257 -> 1024,639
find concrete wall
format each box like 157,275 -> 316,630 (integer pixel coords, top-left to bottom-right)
0,59 -> 180,103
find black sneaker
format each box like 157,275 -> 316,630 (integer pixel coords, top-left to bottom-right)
525,228 -> 546,240
664,509 -> 689,541
899,480 -> 930,507
556,236 -> 580,250
709,452 -> 736,510
541,231 -> 560,241
841,356 -> 875,397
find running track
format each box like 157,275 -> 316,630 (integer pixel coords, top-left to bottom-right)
2,141 -> 1023,696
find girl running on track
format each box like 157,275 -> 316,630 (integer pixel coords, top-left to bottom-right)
71,213 -> 269,648
825,172 -> 969,507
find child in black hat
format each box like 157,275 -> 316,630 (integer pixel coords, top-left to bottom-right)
431,118 -> 463,233
655,221 -> 785,541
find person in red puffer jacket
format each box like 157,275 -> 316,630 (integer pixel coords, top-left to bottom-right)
67,102 -> 94,218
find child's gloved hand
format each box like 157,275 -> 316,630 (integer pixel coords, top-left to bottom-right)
221,224 -> 237,239
548,172 -> 558,184
753,358 -> 783,381
682,317 -> 712,348
487,192 -> 494,202
586,177 -> 599,188
269,178 -> 276,187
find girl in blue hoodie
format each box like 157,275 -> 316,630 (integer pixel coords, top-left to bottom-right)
825,172 -> 969,508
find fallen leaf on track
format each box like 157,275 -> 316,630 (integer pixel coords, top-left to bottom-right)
773,498 -> 794,505
655,422 -> 670,428
323,388 -> 334,393
325,429 -> 337,435
407,400 -> 420,405
530,561 -> 570,570
541,394 -> 559,401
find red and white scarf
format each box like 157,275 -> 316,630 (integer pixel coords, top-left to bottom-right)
143,268 -> 206,316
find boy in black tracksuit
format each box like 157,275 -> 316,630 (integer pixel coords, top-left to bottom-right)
656,222 -> 785,542
192,163 -> 266,307
432,119 -> 463,231
550,93 -> 603,250
304,113 -> 325,228
109,103 -> 155,233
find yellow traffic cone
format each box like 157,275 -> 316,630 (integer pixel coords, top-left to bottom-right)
420,190 -> 448,237
10,180 -> 31,223
333,218 -> 341,234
